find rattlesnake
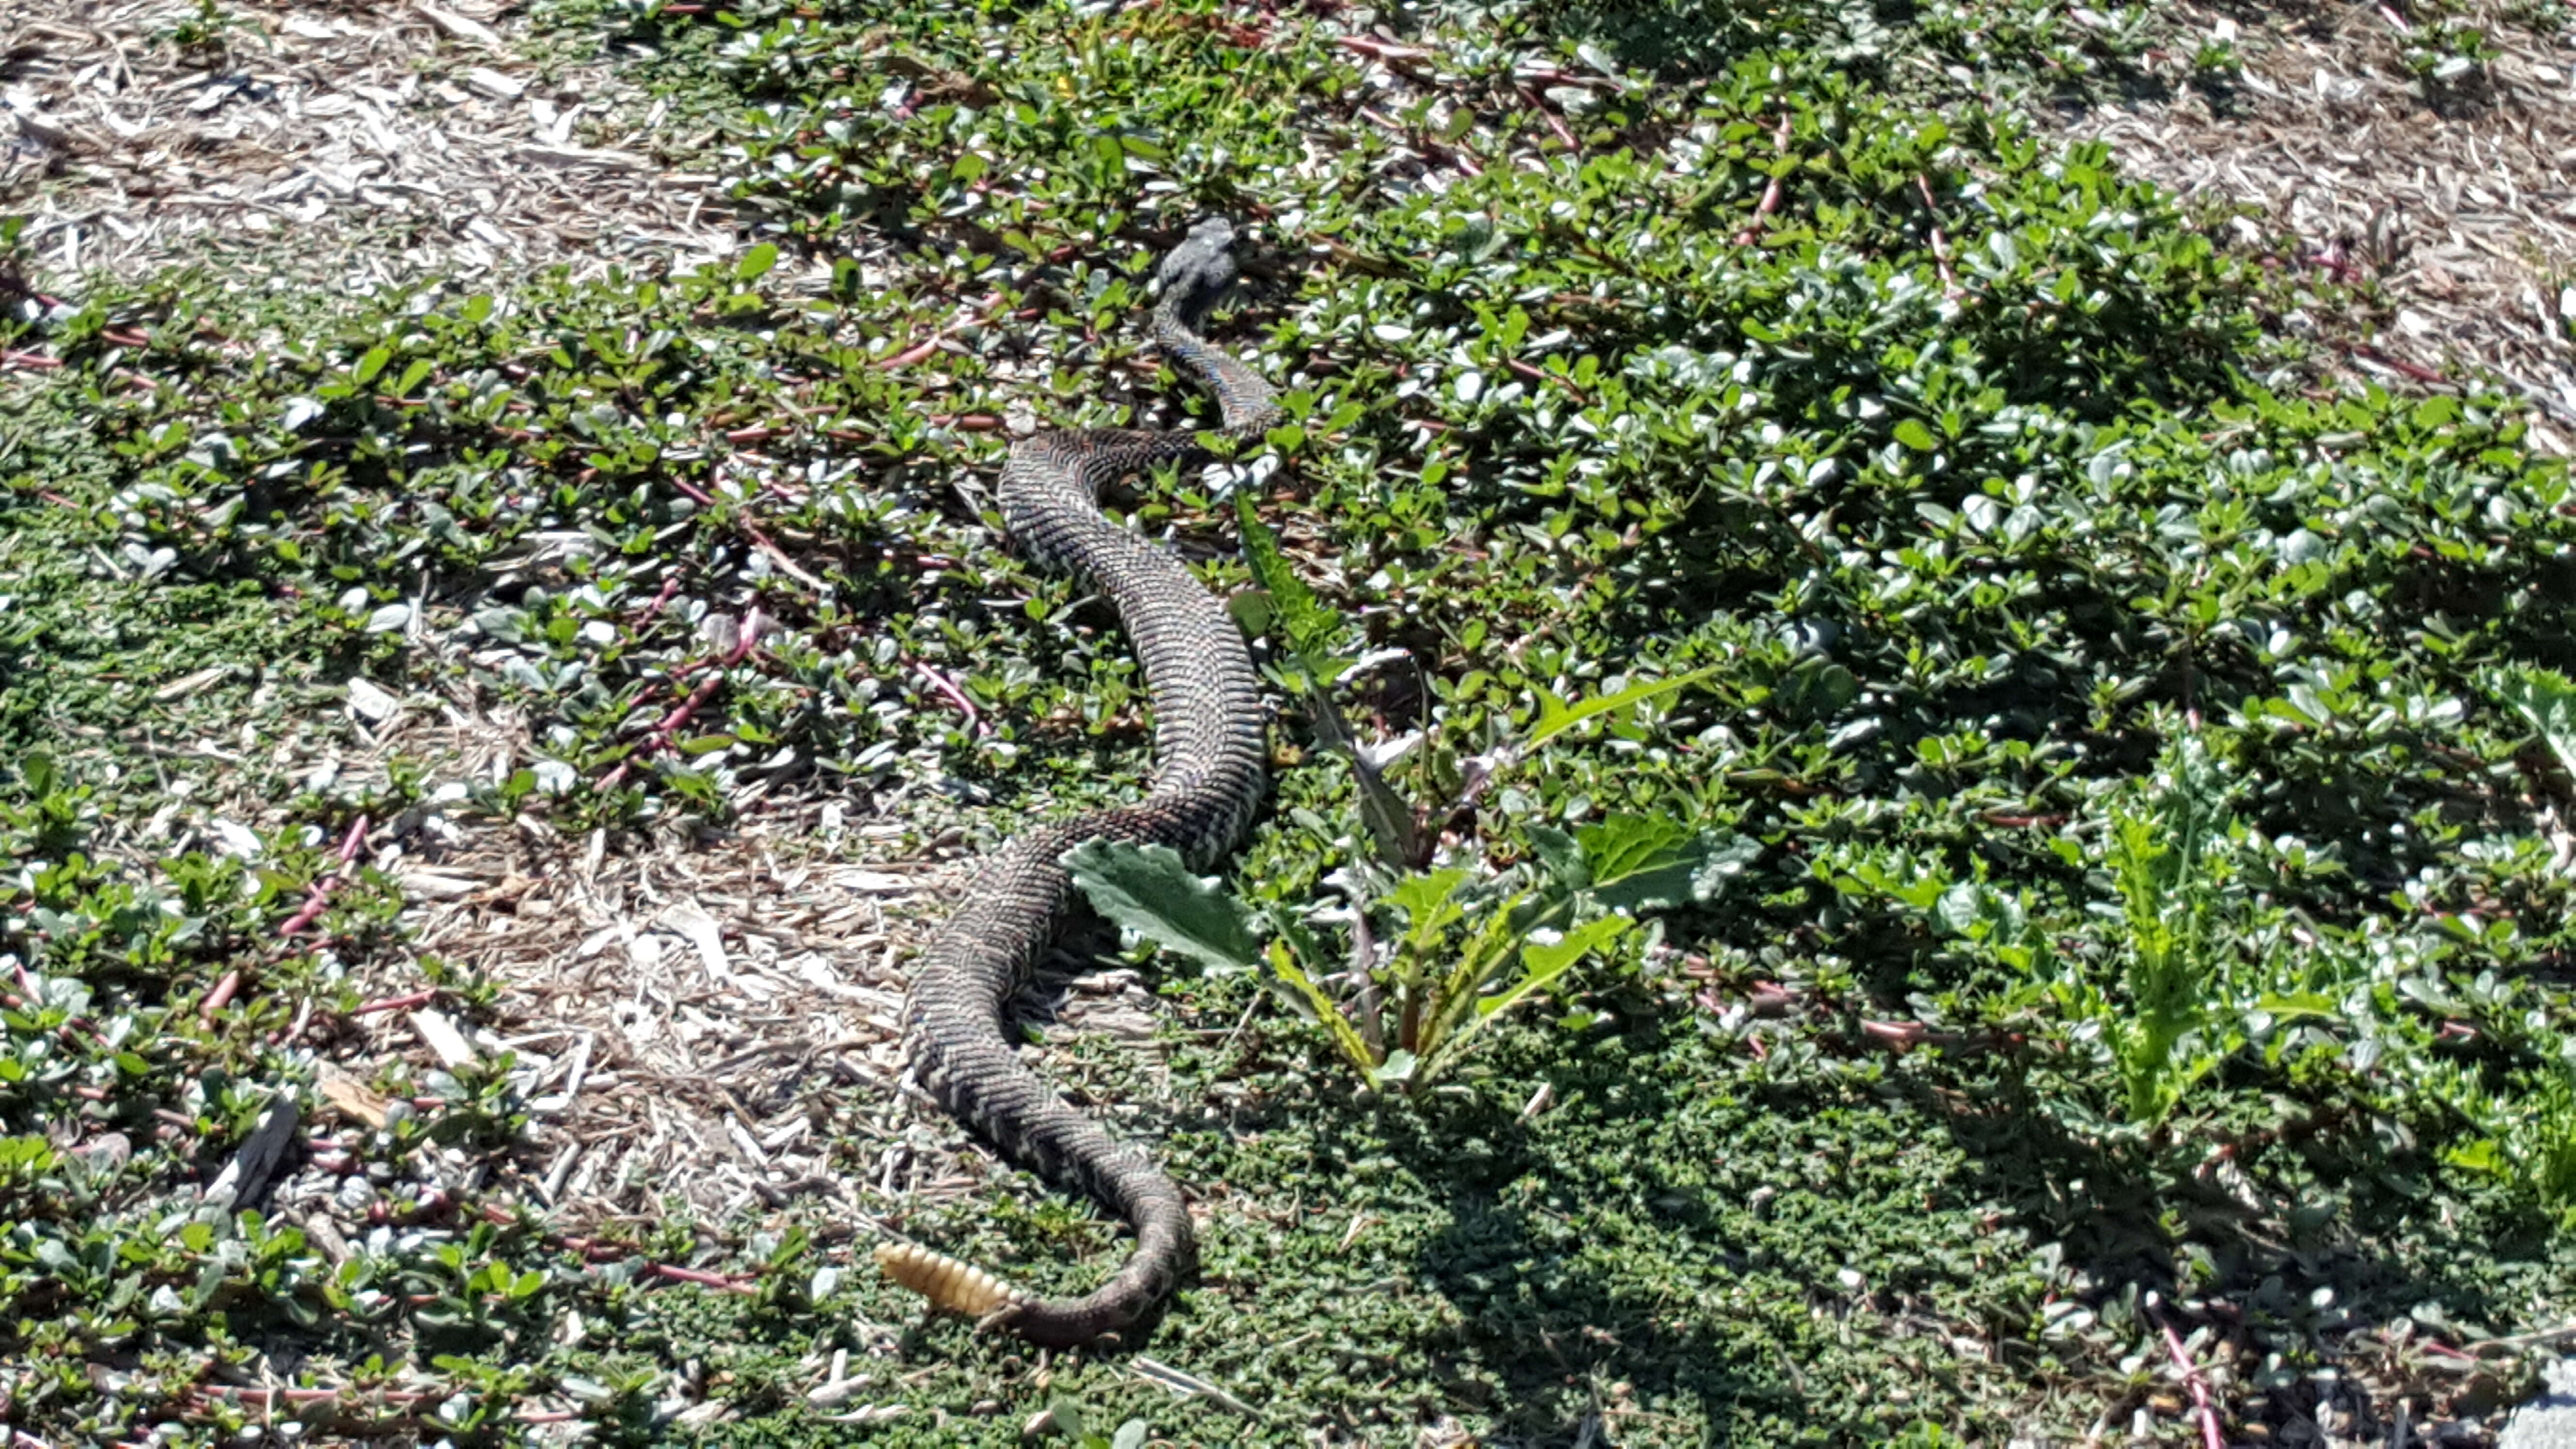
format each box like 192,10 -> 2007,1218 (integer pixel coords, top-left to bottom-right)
885,218 -> 1280,1347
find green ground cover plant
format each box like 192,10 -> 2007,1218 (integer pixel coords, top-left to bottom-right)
6,0 -> 2576,1441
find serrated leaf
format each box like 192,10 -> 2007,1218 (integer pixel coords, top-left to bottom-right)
1578,812 -> 1690,888
1063,839 -> 1260,975
1525,667 -> 1719,751
1476,916 -> 1626,1020
1264,939 -> 1378,1080
1234,497 -> 1342,661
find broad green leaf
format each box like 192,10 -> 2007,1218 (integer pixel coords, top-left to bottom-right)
1578,812 -> 1690,890
1387,868 -> 1471,956
1578,816 -> 1757,911
1063,840 -> 1260,975
1893,418 -> 1938,451
1525,824 -> 1586,891
737,242 -> 780,281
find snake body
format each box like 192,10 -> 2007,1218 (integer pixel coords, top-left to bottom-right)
895,219 -> 1279,1347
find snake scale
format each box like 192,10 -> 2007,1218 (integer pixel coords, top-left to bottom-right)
886,219 -> 1281,1347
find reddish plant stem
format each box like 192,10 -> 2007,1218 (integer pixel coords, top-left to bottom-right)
877,292 -> 1004,371
351,989 -> 437,1016
653,1262 -> 759,1294
1518,84 -> 1578,149
202,815 -> 368,1026
633,572 -> 685,629
2150,1301 -> 2227,1449
1734,113 -> 1794,246
1503,355 -> 1590,405
198,972 -> 242,1023
599,613 -> 764,790
279,815 -> 373,939
910,660 -> 987,736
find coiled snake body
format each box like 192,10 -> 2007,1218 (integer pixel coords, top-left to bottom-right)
889,219 -> 1279,1347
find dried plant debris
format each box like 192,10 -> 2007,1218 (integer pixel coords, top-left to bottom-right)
2054,0 -> 2576,448
0,0 -> 733,285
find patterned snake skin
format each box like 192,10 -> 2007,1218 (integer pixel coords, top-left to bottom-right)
896,219 -> 1281,1347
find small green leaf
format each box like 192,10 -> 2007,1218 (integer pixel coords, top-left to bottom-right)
2494,665 -> 2576,780
1893,418 -> 1938,451
737,243 -> 780,281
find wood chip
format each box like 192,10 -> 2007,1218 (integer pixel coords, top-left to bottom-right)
658,901 -> 732,981
316,1063 -> 395,1128
410,1007 -> 479,1068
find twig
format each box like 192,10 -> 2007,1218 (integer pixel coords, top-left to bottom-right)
1356,106 -> 1482,177
2149,1300 -> 2227,1449
2342,341 -> 2446,386
1131,1355 -> 1258,1417
350,989 -> 437,1016
659,476 -> 824,589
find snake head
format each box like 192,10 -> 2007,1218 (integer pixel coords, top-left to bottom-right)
1154,217 -> 1243,320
